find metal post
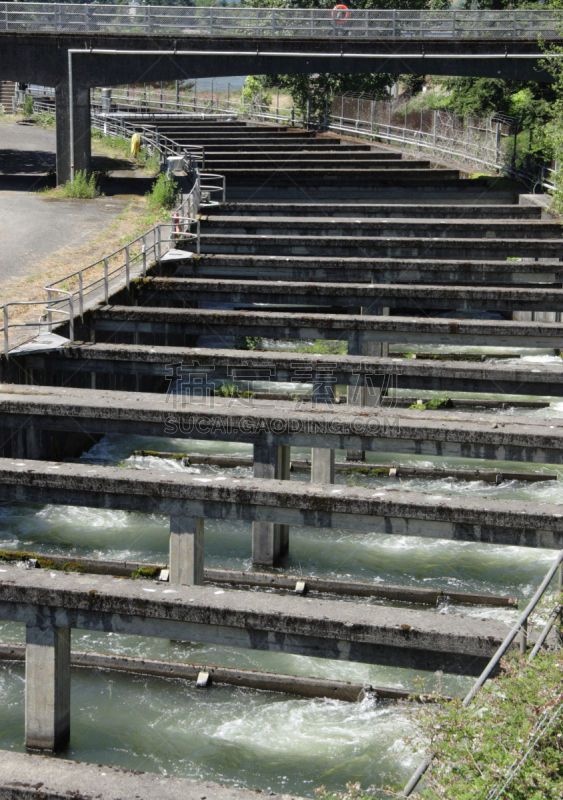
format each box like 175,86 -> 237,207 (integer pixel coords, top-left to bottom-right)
307,97 -> 311,128
388,101 -> 392,142
125,244 -> 130,291
433,109 -> 437,147
209,6 -> 213,35
392,8 -> 396,37
147,5 -> 151,36
519,617 -> 528,655
157,225 -> 162,262
272,7 -> 276,36
175,80 -> 179,109
276,86 -> 280,121
196,220 -> 201,255
78,271 -> 83,318
68,295 -> 74,344
291,106 -> 294,127
3,305 -> 9,359
371,100 -> 375,136
104,258 -> 109,304
46,289 -> 53,332
142,242 -> 146,277
495,122 -> 501,166
227,82 -> 230,109
341,94 -> 344,128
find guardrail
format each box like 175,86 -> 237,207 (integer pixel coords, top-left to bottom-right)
98,84 -> 557,194
1,106 -> 225,357
1,4 -> 562,40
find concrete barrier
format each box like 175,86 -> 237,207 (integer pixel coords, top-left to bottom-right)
90,306 -> 563,349
133,277 -> 563,313
0,751 -> 308,799
0,566 -> 513,747
198,216 -> 560,241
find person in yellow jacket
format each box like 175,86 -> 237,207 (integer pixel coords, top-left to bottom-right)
130,132 -> 141,156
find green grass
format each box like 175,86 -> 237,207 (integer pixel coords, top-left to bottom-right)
44,170 -> 99,199
234,336 -> 263,351
146,174 -> 179,211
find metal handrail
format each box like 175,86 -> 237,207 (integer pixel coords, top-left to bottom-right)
403,550 -> 563,797
1,5 -> 562,41
1,110 -> 224,357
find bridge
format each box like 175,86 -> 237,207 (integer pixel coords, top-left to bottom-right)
1,4 -> 562,180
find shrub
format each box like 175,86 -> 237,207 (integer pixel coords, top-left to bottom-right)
146,174 -> 179,211
59,170 -> 98,199
22,95 -> 34,117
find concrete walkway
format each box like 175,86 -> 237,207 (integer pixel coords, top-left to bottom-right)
0,120 -> 131,285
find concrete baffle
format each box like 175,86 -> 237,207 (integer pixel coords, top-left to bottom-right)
25,621 -> 71,751
170,514 -> 205,585
252,443 -> 290,565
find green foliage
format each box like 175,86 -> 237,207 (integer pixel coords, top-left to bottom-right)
146,174 -> 179,211
33,110 -> 56,128
415,650 -> 563,799
216,381 -> 240,398
242,75 -> 272,110
234,335 -> 263,351
131,566 -> 161,580
22,95 -> 34,117
59,170 -> 99,199
409,395 -> 454,410
296,339 -> 347,355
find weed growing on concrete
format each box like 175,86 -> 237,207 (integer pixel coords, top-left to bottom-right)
409,395 -> 454,410
33,110 -> 55,128
146,174 -> 179,211
296,339 -> 348,355
52,170 -> 99,199
234,336 -> 263,351
216,381 -> 240,398
131,566 -> 161,580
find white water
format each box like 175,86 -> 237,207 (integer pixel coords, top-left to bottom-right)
0,349 -> 560,795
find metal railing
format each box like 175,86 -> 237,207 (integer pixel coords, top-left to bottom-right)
403,550 -> 563,796
1,108 -> 225,357
99,84 -> 558,194
1,4 -> 562,40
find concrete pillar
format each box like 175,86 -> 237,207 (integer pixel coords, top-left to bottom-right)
25,622 -> 71,751
169,514 -> 204,585
55,81 -> 91,185
311,373 -> 336,484
346,307 -> 389,461
252,443 -> 290,565
311,448 -> 335,484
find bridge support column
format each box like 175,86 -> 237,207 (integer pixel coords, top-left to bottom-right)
252,443 -> 290,565
170,514 -> 205,585
55,81 -> 91,185
346,307 -> 389,461
25,621 -> 70,751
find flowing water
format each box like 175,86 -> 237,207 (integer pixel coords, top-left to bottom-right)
0,347 -> 560,795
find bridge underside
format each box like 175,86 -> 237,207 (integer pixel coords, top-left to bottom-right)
0,32 -> 555,183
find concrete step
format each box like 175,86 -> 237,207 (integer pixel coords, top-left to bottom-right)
216,167 -> 440,182
13,342 -> 563,398
90,305 -> 563,349
199,215 -> 560,241
205,158 -> 427,172
209,202 -> 543,220
224,179 -> 515,203
197,233 -> 562,260
200,142 -> 374,152
204,151 -> 403,163
132,277 -> 563,314
170,255 -> 563,284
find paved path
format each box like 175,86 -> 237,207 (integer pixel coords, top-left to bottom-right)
0,120 -> 131,285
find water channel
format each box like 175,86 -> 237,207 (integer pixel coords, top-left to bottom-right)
0,345 -> 560,795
